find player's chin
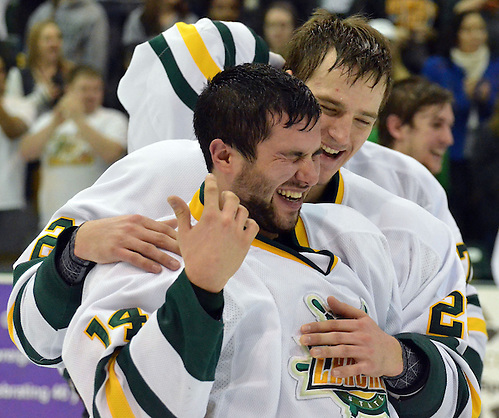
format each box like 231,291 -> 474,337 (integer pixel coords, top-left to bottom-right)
275,212 -> 300,232
428,153 -> 444,175
319,157 -> 342,182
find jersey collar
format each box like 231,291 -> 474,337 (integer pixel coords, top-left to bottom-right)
317,171 -> 344,204
188,182 -> 337,275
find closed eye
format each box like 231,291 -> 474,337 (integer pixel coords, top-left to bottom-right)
321,105 -> 340,116
356,118 -> 373,127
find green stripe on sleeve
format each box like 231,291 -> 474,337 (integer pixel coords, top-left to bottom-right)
116,344 -> 176,417
32,227 -> 85,330
213,21 -> 236,68
466,294 -> 481,307
13,258 -> 43,287
93,353 -> 114,418
430,335 -> 483,382
149,34 -> 199,111
463,346 -> 483,383
13,281 -> 62,366
453,366 -> 470,418
157,270 -> 224,381
389,333 -> 447,418
248,27 -> 269,64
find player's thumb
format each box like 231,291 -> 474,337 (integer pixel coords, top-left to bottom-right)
167,196 -> 191,232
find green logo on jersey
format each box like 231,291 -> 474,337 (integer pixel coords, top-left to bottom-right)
289,295 -> 390,418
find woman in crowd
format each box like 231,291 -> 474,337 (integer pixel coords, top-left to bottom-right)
422,10 -> 499,242
5,20 -> 73,116
122,0 -> 197,67
262,1 -> 297,55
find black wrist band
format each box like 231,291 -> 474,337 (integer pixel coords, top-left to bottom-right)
385,339 -> 426,394
57,226 -> 96,285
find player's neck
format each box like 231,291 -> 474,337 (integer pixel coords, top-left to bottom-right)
305,183 -> 327,203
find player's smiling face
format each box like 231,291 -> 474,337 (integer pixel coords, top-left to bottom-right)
399,103 -> 454,175
304,49 -> 386,186
231,118 -> 322,238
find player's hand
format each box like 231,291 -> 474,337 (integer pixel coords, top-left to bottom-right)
168,174 -> 259,293
300,295 -> 403,378
74,215 -> 181,273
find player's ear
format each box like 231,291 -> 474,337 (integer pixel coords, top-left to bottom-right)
385,114 -> 405,142
285,69 -> 293,76
210,139 -> 238,174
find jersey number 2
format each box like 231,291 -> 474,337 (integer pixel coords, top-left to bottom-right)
428,291 -> 465,339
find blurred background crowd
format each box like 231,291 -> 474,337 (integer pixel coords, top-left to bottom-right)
0,0 -> 498,281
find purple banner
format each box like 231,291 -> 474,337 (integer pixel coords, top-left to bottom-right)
0,281 -> 85,417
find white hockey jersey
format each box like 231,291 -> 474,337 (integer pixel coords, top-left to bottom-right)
8,140 -> 480,417
117,18 -> 283,153
345,141 -> 470,278
63,191 -> 405,417
344,141 -> 487,364
115,17 -> 485,366
116,12 -> 472,287
114,13 -> 484,359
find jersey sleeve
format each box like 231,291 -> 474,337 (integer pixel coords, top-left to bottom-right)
118,18 -> 273,153
62,270 -> 223,417
7,141 -> 206,367
7,227 -> 83,367
383,216 -> 481,417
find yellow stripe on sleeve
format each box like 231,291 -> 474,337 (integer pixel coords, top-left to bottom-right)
105,351 -> 135,418
7,303 -> 18,349
466,374 -> 481,418
468,317 -> 488,337
176,22 -> 222,80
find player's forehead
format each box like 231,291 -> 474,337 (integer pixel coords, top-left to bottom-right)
414,102 -> 455,125
258,118 -> 321,156
305,50 -> 386,115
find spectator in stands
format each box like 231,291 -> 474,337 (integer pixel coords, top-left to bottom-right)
25,0 -> 110,79
0,54 -> 36,266
377,76 -> 455,176
207,0 -> 242,22
422,10 -> 499,242
262,1 -> 297,56
18,65 -> 127,228
6,20 -> 73,116
122,0 -> 197,67
5,20 -> 73,240
435,0 -> 499,57
385,0 -> 438,74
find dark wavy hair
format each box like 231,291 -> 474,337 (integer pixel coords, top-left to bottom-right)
194,63 -> 321,171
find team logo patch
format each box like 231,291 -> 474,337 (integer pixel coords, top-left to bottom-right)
289,295 -> 390,417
